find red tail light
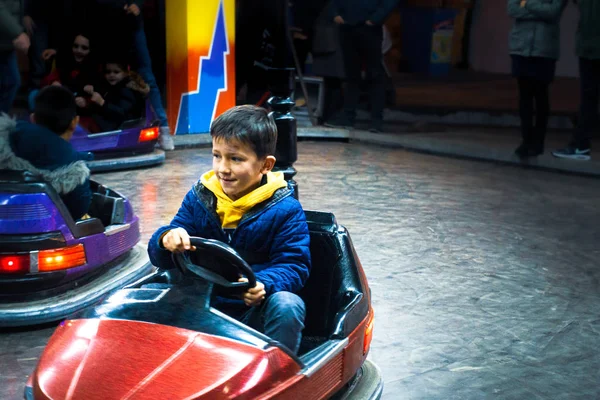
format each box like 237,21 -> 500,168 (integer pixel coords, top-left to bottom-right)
38,244 -> 86,272
139,127 -> 159,142
0,254 -> 30,274
363,311 -> 374,355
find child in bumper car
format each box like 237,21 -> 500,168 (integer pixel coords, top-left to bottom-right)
77,61 -> 149,133
0,85 -> 93,220
148,105 -> 311,355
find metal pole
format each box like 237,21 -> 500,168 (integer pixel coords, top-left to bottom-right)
266,0 -> 300,199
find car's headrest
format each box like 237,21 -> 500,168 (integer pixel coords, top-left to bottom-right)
305,210 -> 338,234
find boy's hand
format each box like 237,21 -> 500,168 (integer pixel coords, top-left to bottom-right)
90,92 -> 105,106
13,33 -> 30,53
239,278 -> 266,307
162,227 -> 196,253
334,15 -> 345,25
75,97 -> 87,108
83,85 -> 94,95
41,48 -> 56,60
124,3 -> 141,16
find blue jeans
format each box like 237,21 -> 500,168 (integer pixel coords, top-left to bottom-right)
222,292 -> 306,354
133,25 -> 168,127
28,89 -> 39,111
0,51 -> 21,114
28,22 -> 49,88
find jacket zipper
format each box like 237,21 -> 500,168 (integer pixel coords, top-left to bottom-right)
230,190 -> 292,245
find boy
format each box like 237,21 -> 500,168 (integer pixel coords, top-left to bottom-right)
0,85 -> 92,220
148,105 -> 311,354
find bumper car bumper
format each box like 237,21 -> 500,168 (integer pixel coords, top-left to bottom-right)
87,149 -> 165,173
338,360 -> 384,400
0,244 -> 154,327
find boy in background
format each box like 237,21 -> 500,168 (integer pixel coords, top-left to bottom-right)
0,86 -> 92,220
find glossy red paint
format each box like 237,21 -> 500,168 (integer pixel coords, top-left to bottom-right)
32,319 -> 301,399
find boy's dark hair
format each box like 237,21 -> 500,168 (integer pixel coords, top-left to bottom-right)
33,86 -> 77,135
103,60 -> 129,73
210,105 -> 277,158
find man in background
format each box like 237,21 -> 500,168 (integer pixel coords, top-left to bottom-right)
552,0 -> 600,161
0,0 -> 30,113
327,0 -> 397,133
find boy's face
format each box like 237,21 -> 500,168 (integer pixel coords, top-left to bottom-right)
105,64 -> 126,86
212,137 -> 275,201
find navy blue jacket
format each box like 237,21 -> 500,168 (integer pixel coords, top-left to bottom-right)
148,180 -> 311,298
10,121 -> 93,220
331,0 -> 398,25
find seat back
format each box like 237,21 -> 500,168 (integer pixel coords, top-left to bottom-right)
0,170 -> 104,238
88,184 -> 125,227
298,212 -> 347,339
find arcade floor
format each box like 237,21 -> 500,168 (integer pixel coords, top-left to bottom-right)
2,142 -> 600,399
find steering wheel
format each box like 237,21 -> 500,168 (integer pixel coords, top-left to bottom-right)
172,237 -> 256,292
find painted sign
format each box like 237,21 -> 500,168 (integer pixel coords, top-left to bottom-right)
166,0 -> 236,135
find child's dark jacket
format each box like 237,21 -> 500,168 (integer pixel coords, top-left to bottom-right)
0,116 -> 92,220
148,179 -> 311,299
92,78 -> 144,132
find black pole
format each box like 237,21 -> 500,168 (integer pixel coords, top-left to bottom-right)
266,0 -> 299,199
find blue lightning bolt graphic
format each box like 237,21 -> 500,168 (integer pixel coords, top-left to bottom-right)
175,1 -> 229,135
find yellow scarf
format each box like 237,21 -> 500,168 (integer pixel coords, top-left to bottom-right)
201,170 -> 287,228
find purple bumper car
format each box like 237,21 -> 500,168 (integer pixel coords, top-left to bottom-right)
0,170 -> 154,327
72,102 -> 166,173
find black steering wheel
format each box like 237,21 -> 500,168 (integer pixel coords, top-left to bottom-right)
172,237 -> 256,292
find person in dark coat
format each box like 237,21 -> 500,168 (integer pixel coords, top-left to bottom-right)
553,0 -> 600,160
311,1 -> 345,124
0,0 -> 30,113
148,105 -> 311,355
0,86 -> 93,220
326,0 -> 397,132
508,0 -> 567,158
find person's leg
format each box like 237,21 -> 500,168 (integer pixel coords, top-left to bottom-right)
28,89 -> 39,111
322,77 -> 343,123
261,292 -> 305,354
532,80 -> 550,154
241,292 -> 306,354
338,25 -> 362,126
576,58 -> 599,149
132,25 -> 174,150
553,57 -> 597,160
28,22 -> 49,89
0,51 -> 21,114
359,25 -> 386,131
516,77 -> 534,155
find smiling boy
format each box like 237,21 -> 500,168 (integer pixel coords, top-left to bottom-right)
148,105 -> 311,354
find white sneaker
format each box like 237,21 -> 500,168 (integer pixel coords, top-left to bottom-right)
158,126 -> 175,151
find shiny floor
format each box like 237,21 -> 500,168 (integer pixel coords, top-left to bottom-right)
2,142 -> 600,399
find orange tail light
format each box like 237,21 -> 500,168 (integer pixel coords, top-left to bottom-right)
38,244 -> 87,272
363,311 -> 374,355
139,126 -> 159,142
